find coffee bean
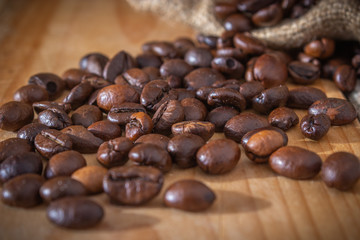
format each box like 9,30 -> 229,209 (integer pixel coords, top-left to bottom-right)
81,75 -> 112,89
13,84 -> 49,104
308,98 -> 357,125
0,152 -> 43,183
123,68 -> 150,89
197,139 -> 240,174
1,173 -> 44,208
207,88 -> 246,111
288,61 -> 320,85
197,34 -> 218,49
0,138 -> 32,163
207,106 -> 239,132
125,112 -> 153,141
216,47 -> 247,61
97,137 -> 133,168
239,81 -> 264,107
181,98 -> 207,121
40,177 -> 87,202
63,82 -> 94,110
233,33 -> 265,55
242,126 -> 288,163
322,58 -> 347,79
321,152 -> 360,191
214,2 -> 237,21
149,41 -> 178,59
244,56 -> 257,82
152,100 -> 184,135
79,52 -> 109,76
173,37 -> 196,57
212,79 -> 241,90
28,73 -> 65,100
34,129 -> 73,159
287,86 -> 327,109
71,105 -> 103,128
103,165 -> 163,205
253,54 -> 288,88
171,121 -> 215,141
184,47 -> 213,68
103,50 -> 136,83
140,80 -> 172,111
32,101 -> 71,114
269,146 -> 322,179
223,13 -> 252,32
174,88 -> 196,101
45,150 -> 86,179
17,123 -> 49,145
160,59 -> 193,79
237,0 -> 276,13
87,120 -> 122,141
252,85 -> 289,114
135,53 -> 162,68
184,68 -> 225,90
196,86 -> 215,102
129,143 -> 172,172
268,107 -> 299,131
297,52 -> 321,67
333,65 -> 356,93
62,68 -> 95,90
38,107 -> 72,130
165,75 -> 182,89
211,57 -> 244,78
300,114 -> 331,140
216,30 -> 236,49
0,101 -> 34,131
47,197 -> 104,228
304,38 -> 335,59
107,102 -> 146,125
61,125 -> 103,153
252,3 -> 283,27
71,166 -> 108,194
135,134 -> 170,150
163,179 -> 215,212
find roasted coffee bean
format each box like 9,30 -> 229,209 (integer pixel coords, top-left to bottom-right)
13,84 -> 49,104
237,0 -> 276,13
123,68 -> 150,89
79,52 -> 109,76
171,121 -> 215,141
140,80 -> 174,112
333,65 -> 356,93
103,165 -> 163,205
253,53 -> 288,88
239,81 -> 264,107
322,58 -> 347,79
207,106 -> 239,132
233,33 -> 265,55
47,197 -> 104,229
38,107 -> 72,130
28,73 -> 65,100
149,41 -> 178,59
216,47 -> 247,61
308,98 -> 357,126
0,101 -> 34,131
167,133 -> 205,168
17,123 -> 49,145
216,30 -> 236,49
103,50 -> 136,83
135,53 -> 162,68
1,174 -> 44,208
321,152 -> 360,191
174,88 -> 196,101
181,98 -> 207,121
212,79 -> 241,90
287,87 -> 327,109
223,13 -> 252,32
268,107 -> 299,131
211,57 -> 244,78
160,59 -> 193,79
81,75 -> 112,89
297,52 -> 321,67
0,152 -> 42,183
45,150 -> 86,179
173,37 -> 196,57
129,143 -> 172,172
252,3 -> 283,27
0,138 -> 32,163
135,134 -> 170,150
196,86 -> 215,102
152,100 -> 184,135
244,56 -> 257,82
197,34 -> 218,49
62,68 -> 95,89
97,137 -> 133,168
164,179 -> 216,212
87,120 -> 122,141
34,129 -> 73,159
197,139 -> 240,174
304,38 -> 335,59
71,105 -> 103,128
71,166 -> 108,194
288,61 -> 320,85
184,47 -> 213,68
269,146 -> 322,179
40,177 -> 87,202
207,88 -> 246,111
61,125 -> 103,153
214,2 -> 238,21
63,82 -> 94,110
125,112 -> 153,141
300,114 -> 331,140
165,75 -> 182,89
252,85 -> 289,114
242,126 -> 288,163
107,102 -> 146,125
184,68 -> 225,90
33,101 -> 71,114
97,84 -> 140,112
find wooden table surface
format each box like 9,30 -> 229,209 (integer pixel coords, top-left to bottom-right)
0,0 -> 359,239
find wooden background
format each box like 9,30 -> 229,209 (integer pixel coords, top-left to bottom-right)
0,0 -> 359,239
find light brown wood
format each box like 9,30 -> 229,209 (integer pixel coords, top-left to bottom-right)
0,1 -> 359,239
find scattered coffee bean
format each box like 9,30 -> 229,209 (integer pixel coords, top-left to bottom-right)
184,47 -> 213,68
81,75 -> 112,89
233,33 -> 265,55
173,37 -> 196,57
79,52 -> 109,76
28,73 -> 65,100
333,65 -> 356,93
34,129 -> 73,159
0,101 -> 34,131
252,85 -> 289,114
62,68 -> 95,90
61,125 -> 103,153
152,100 -> 184,135
17,123 -> 49,145
97,137 -> 133,168
45,150 -> 86,179
71,166 -> 108,194
13,84 -> 49,104
304,38 -> 335,59
136,53 -> 162,68
171,121 -> 215,141
211,57 -> 244,78
287,86 -> 327,109
268,107 -> 299,131
123,68 -> 150,89
126,112 -> 153,141
40,177 -> 87,202
87,120 -> 122,141
97,84 -> 139,112
135,134 -> 170,150
207,87 -> 246,111
300,114 -> 331,140
160,58 -> 193,79
180,98 -> 207,121
103,50 -> 136,83
32,101 -> 71,114
184,68 -> 225,90
223,13 -> 252,32
0,138 -> 32,163
38,107 -> 72,130
63,82 -> 94,110
107,102 -> 146,126
252,3 -> 283,27
239,81 -> 264,107
288,61 -> 320,85
71,105 -> 103,128
207,106 -> 239,132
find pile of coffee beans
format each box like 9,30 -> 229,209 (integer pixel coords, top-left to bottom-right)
0,28 -> 360,229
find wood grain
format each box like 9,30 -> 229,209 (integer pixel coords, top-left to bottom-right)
0,0 -> 359,240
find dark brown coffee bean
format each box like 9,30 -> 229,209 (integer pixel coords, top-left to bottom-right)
0,138 -> 32,163
140,80 -> 170,110
107,102 -> 146,125
268,107 -> 299,131
165,75 -> 182,89
63,82 -> 94,110
216,30 -> 236,49
288,61 -> 320,85
97,137 -> 133,168
81,75 -> 112,89
196,86 -> 215,102
97,84 -> 140,112
304,38 -> 335,59
38,107 -> 72,130
184,47 -> 213,68
71,105 -> 103,128
281,0 -> 297,12
32,101 -> 71,114
197,139 -> 240,174
214,2 -> 238,21
287,87 -> 327,109
181,98 -> 207,121
152,100 -> 184,135
253,54 -> 288,88
129,143 -> 172,172
207,106 -> 239,132
123,68 -> 150,89
103,50 -> 136,83
17,123 -> 49,145
207,88 -> 246,111
62,68 -> 95,90
253,85 -> 289,114
160,59 -> 193,79
173,88 -> 196,101
150,41 -> 178,59
173,37 -> 196,57
87,120 -> 122,141
167,133 -> 205,168
300,114 -> 331,140
164,179 -> 215,212
244,56 -> 257,82
34,129 -> 73,159
269,146 -> 322,179
103,165 -> 163,205
171,121 -> 215,141
45,150 -> 86,179
212,79 -> 241,90
197,34 -> 218,49
79,52 -> 109,76
135,53 -> 162,68
125,112 -> 153,141
61,125 -> 103,153
239,81 -> 264,107
242,126 -> 288,163
28,73 -> 65,100
211,57 -> 244,78
13,84 -> 49,104
308,98 -> 357,126
223,13 -> 252,32
216,47 -> 247,61
252,3 -> 283,27
0,101 -> 34,131
71,166 -> 108,194
333,65 -> 356,93
237,0 -> 276,13
297,52 -> 321,67
0,152 -> 42,183
1,173 -> 44,208
321,152 -> 360,191
135,134 -> 170,150
40,177 -> 87,202
47,197 -> 104,228
184,68 -> 225,90
233,33 -> 265,55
